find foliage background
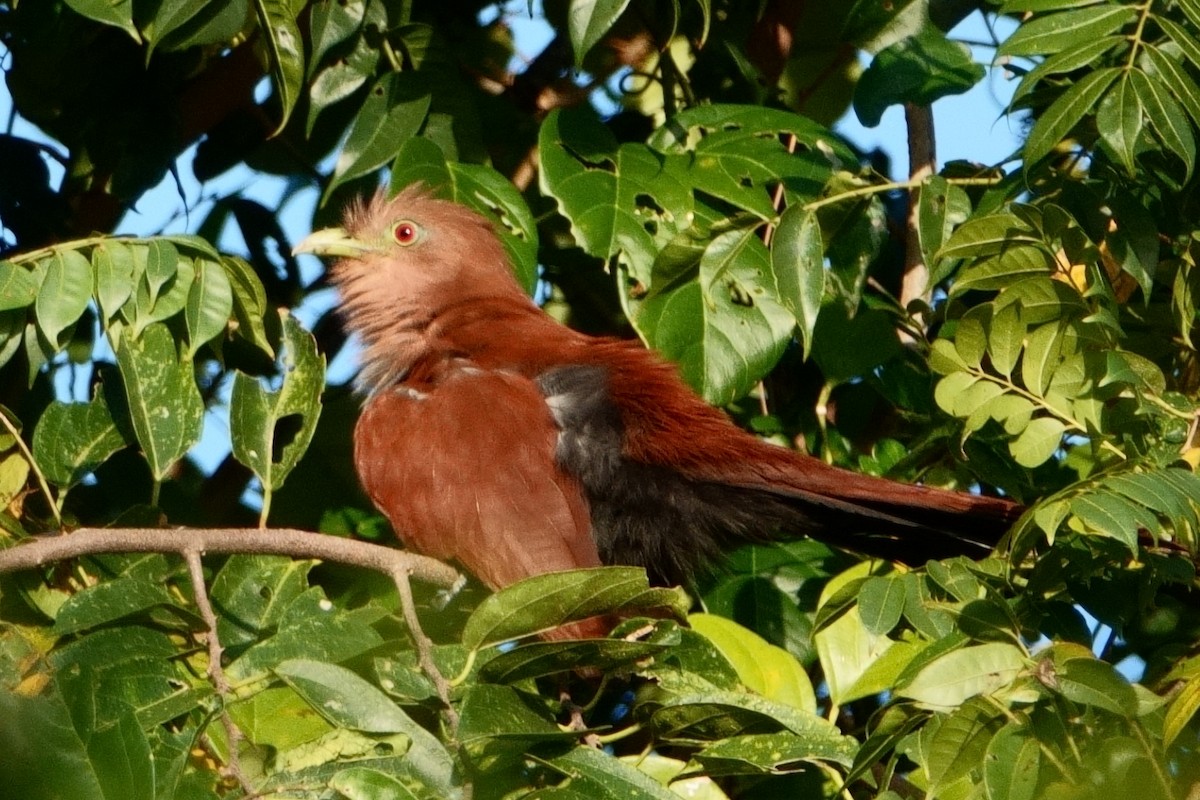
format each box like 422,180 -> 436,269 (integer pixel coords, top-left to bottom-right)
1,0 -> 1200,798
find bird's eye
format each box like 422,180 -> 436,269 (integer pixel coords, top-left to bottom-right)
392,221 -> 420,246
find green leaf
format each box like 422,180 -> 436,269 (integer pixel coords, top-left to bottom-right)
222,256 -> 274,358
1010,416 -> 1066,468
814,563 -> 895,705
143,239 -> 179,307
1053,657 -> 1138,716
230,311 -> 325,494
649,689 -> 837,742
854,26 -> 984,127
1012,35 -> 1124,102
1096,73 -> 1142,175
938,213 -> 1040,260
211,555 -> 313,648
462,567 -> 688,650
692,731 -> 857,774
1144,45 -> 1200,133
998,6 -> 1135,57
544,745 -> 678,799
995,277 -> 1084,325
1024,67 -> 1121,168
225,588 -> 385,683
1156,16 -> 1200,72
934,371 -> 979,417
141,0 -> 207,51
648,105 -> 854,214
35,249 -> 92,347
114,323 -> 203,482
988,302 -> 1025,377
457,683 -> 566,745
184,258 -> 233,355
0,260 -> 40,311
329,767 -> 421,800
636,227 -> 796,405
85,705 -> 155,800
32,395 -> 127,488
307,0 -> 367,76
273,659 -> 458,800
539,107 -> 692,285
253,0 -> 304,135
857,574 -> 906,636
1164,675 -> 1200,747
391,137 -> 539,293
918,176 -> 972,284
228,685 -> 331,751
925,699 -> 1000,792
999,0 -> 1107,10
953,246 -> 1052,294
983,723 -> 1042,800
479,636 -> 673,684
91,241 -> 136,322
326,71 -> 431,199
898,643 -> 1025,708
770,204 -> 824,359
568,0 -> 632,67
1068,491 -> 1142,551
1129,68 -> 1196,181
689,613 -> 816,712
52,575 -> 174,635
955,307 -> 989,367
63,0 -> 140,40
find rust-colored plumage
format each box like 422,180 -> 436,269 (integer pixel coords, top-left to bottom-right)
296,185 -> 1021,617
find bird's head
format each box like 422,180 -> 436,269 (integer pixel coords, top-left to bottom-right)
294,183 -> 524,390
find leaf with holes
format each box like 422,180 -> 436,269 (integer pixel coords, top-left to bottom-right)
539,107 -> 692,287
230,311 -> 325,494
636,227 -> 796,405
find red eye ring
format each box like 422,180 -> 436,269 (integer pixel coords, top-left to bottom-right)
393,221 -> 419,245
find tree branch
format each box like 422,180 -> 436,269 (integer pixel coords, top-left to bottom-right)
0,527 -> 463,589
901,102 -> 937,336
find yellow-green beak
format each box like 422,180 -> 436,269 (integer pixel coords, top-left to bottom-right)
292,227 -> 377,258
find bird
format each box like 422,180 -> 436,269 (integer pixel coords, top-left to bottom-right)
294,184 -> 1022,605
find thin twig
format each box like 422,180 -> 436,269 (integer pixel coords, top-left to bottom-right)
0,410 -> 61,526
391,565 -> 460,732
184,550 -> 253,794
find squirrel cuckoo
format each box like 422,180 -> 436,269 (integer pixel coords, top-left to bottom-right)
295,185 -> 1021,596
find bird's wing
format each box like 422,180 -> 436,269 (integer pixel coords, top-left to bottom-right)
353,365 -> 601,591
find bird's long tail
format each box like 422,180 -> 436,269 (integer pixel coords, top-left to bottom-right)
726,448 -> 1023,565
